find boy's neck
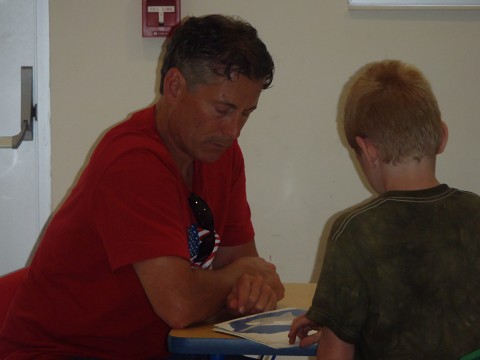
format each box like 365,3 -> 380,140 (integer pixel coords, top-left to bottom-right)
380,157 -> 440,193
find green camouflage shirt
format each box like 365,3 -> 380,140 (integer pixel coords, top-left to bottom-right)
307,184 -> 480,360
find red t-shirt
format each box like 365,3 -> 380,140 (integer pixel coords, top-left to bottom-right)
0,106 -> 255,359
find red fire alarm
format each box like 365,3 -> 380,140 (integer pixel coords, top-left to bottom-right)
142,0 -> 181,37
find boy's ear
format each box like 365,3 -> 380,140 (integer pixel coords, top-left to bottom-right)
355,136 -> 379,167
163,68 -> 187,102
437,120 -> 449,154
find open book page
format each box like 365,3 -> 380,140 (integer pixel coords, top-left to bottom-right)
213,308 -> 306,349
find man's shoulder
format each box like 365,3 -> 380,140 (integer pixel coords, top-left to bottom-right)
104,106 -> 156,141
94,106 -> 167,157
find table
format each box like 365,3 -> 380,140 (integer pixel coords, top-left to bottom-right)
168,283 -> 317,359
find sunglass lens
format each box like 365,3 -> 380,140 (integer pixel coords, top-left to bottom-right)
188,193 -> 214,231
196,232 -> 215,262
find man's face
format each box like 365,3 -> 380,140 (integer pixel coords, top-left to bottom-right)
169,74 -> 264,163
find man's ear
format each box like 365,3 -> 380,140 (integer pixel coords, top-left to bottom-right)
163,68 -> 186,102
437,120 -> 449,154
355,136 -> 379,167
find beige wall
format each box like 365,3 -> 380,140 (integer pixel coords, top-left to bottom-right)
50,0 -> 480,283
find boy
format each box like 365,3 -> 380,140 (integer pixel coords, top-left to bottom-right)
288,60 -> 480,359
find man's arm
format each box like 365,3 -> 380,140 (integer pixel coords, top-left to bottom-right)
133,246 -> 283,328
212,240 -> 259,268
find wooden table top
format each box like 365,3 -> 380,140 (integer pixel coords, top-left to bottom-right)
169,283 -> 316,340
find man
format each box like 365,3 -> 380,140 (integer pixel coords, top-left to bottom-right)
288,59 -> 480,359
0,14 -> 284,359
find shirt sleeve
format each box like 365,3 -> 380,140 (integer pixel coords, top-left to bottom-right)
92,149 -> 190,271
306,220 -> 371,344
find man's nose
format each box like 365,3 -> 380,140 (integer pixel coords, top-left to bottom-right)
222,113 -> 243,140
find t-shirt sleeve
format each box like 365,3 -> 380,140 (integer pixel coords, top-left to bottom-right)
306,221 -> 370,344
92,149 -> 190,271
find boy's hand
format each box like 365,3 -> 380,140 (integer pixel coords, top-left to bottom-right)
288,314 -> 322,347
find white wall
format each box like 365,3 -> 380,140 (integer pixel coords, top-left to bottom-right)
50,0 -> 480,286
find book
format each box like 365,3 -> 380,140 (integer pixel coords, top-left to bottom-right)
213,308 -> 306,349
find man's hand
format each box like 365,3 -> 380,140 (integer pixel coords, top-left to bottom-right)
288,314 -> 322,347
225,257 -> 284,315
226,274 -> 277,315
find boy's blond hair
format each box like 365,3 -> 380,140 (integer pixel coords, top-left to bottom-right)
344,60 -> 444,164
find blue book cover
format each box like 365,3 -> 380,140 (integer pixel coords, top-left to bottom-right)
214,308 -> 306,349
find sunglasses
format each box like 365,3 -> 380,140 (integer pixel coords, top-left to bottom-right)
188,192 -> 216,263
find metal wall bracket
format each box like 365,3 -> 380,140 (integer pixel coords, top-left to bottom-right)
0,66 -> 36,149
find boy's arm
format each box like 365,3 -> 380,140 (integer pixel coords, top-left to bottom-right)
316,327 -> 355,360
289,314 -> 355,360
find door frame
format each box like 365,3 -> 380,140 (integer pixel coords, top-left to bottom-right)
35,0 -> 51,242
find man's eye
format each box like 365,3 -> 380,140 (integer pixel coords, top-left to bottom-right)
215,107 -> 230,116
